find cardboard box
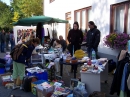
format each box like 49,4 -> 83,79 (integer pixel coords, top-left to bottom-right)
31,80 -> 48,95
36,87 -> 53,97
1,74 -> 13,86
36,84 -> 54,95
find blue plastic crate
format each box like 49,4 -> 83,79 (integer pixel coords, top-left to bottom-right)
28,71 -> 48,81
0,68 -> 5,74
32,80 -> 48,85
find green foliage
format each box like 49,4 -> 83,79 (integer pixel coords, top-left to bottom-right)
11,0 -> 43,18
0,1 -> 13,30
0,0 -> 43,30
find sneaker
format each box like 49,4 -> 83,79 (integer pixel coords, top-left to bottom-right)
13,86 -> 19,90
20,86 -> 23,90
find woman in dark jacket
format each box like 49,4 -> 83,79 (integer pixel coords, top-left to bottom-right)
67,21 -> 83,72
12,38 -> 40,90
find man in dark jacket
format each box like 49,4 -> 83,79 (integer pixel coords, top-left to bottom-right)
67,21 -> 83,72
86,21 -> 100,59
6,31 -> 10,50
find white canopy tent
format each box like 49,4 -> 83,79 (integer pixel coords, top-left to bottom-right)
13,26 -> 36,44
13,25 -> 53,44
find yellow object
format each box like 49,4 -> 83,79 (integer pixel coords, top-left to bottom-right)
22,44 -> 28,48
31,83 -> 36,93
74,49 -> 86,59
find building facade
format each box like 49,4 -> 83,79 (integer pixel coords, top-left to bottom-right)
44,0 -> 130,60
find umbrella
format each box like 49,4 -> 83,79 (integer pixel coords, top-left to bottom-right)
52,18 -> 68,23
12,21 -> 36,26
13,16 -> 68,26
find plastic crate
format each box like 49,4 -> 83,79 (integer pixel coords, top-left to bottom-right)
28,71 -> 48,81
0,68 -> 5,74
31,80 -> 48,95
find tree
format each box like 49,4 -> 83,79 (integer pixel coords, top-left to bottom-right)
0,1 -> 13,29
20,0 -> 43,17
0,0 -> 8,11
12,12 -> 20,22
11,0 -> 43,18
11,0 -> 24,19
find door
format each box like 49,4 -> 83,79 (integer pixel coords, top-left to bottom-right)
65,12 -> 71,44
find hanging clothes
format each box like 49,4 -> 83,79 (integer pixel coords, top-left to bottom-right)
41,27 -> 45,45
47,28 -> 50,39
36,22 -> 44,44
119,63 -> 130,97
110,52 -> 129,96
118,50 -> 127,61
127,65 -> 130,90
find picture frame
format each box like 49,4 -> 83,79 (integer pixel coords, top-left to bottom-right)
70,78 -> 79,89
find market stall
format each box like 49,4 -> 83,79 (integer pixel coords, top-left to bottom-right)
0,15 -> 109,97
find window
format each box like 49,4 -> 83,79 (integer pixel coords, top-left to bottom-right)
74,7 -> 91,31
50,0 -> 55,3
110,1 -> 130,33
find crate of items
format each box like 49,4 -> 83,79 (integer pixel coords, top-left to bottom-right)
31,80 -> 48,95
1,74 -> 13,86
36,82 -> 54,97
26,67 -> 48,81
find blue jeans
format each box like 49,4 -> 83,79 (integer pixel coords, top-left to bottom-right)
1,42 -> 5,52
87,47 -> 98,59
10,40 -> 15,51
87,48 -> 92,59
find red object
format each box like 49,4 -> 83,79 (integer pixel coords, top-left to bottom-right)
52,80 -> 58,82
87,60 -> 92,65
93,65 -> 98,70
95,66 -> 98,70
2,81 -> 13,86
45,92 -> 53,97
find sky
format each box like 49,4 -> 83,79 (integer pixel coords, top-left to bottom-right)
1,0 -> 10,5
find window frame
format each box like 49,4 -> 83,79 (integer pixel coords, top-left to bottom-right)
74,6 -> 91,30
110,1 -> 130,33
50,0 -> 55,3
65,12 -> 71,43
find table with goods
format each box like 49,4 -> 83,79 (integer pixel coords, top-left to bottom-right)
33,46 -> 108,96
0,45 -> 107,97
80,58 -> 108,95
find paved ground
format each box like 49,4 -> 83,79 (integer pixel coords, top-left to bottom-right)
0,52 -> 119,97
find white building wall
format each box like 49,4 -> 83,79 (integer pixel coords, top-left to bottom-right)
44,0 -> 128,57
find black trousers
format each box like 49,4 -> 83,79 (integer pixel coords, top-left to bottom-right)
68,43 -> 81,72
